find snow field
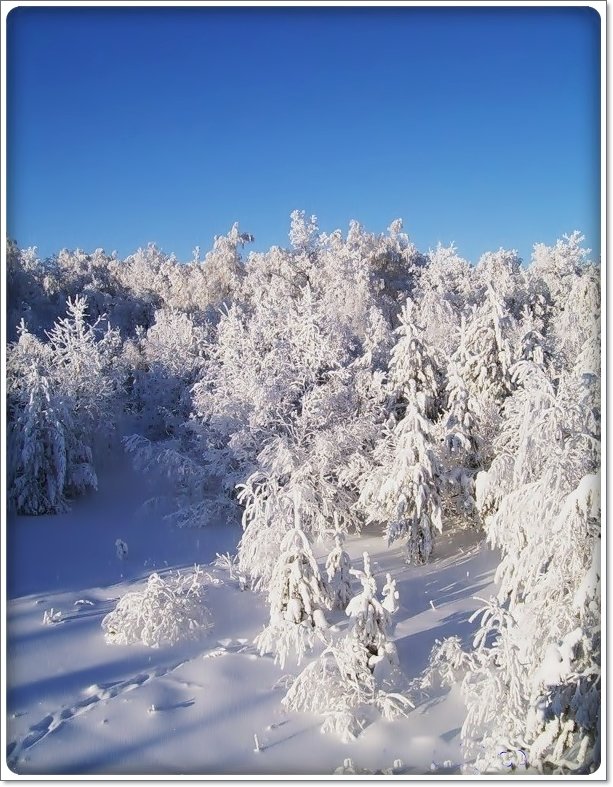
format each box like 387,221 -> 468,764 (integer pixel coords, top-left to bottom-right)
7,463 -> 497,775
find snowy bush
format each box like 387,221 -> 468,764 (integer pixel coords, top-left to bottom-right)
284,632 -> 413,742
345,553 -> 403,681
102,567 -> 212,648
283,636 -> 378,742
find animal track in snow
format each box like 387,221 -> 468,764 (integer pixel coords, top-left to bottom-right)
7,659 -> 187,771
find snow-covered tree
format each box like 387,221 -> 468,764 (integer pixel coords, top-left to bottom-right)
459,290 -> 515,406
255,508 -> 331,667
439,318 -> 484,521
6,242 -> 53,341
8,370 -> 69,515
359,403 -> 443,564
325,517 -> 353,611
283,552 -> 411,741
7,297 -> 119,513
463,477 -> 600,774
418,243 -> 474,310
388,301 -> 441,420
381,573 -> 400,616
549,266 -> 600,375
529,231 -> 590,307
475,248 -> 525,316
346,552 -> 399,677
199,222 -> 251,311
128,308 -> 208,437
463,352 -> 600,774
513,303 -> 551,370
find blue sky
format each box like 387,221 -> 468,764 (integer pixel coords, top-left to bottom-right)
7,5 -> 601,264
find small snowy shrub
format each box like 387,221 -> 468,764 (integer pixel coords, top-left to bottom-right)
283,636 -> 377,742
416,636 -> 474,693
102,566 -> 211,647
213,551 -> 246,589
346,552 -> 399,678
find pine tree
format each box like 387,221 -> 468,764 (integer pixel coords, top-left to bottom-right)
254,502 -> 331,667
457,287 -> 515,407
283,552 -> 411,741
389,301 -> 440,420
440,317 -> 483,520
8,371 -> 69,515
325,516 -> 353,611
359,403 -> 443,564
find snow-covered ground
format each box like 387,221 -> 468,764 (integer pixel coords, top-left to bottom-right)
7,461 -> 499,776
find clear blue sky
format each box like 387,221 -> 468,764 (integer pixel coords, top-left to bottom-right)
7,5 -> 601,264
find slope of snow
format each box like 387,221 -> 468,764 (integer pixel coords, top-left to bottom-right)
6,461 -> 499,776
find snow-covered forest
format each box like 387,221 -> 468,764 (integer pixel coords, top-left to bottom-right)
6,213 -> 601,775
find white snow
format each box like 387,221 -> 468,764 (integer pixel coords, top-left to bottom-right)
6,460 -> 498,776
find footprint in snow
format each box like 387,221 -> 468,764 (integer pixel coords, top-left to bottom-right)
7,659 -> 186,771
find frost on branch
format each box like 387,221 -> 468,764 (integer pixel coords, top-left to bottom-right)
102,567 -> 212,648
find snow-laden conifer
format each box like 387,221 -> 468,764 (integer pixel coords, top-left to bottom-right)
254,502 -> 331,667
462,356 -> 600,774
388,301 -> 440,420
359,403 -> 443,564
325,516 -> 353,611
456,288 -> 515,407
8,371 -> 69,515
283,553 -> 411,740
